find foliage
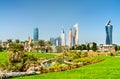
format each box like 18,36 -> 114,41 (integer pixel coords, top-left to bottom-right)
8,43 -> 24,63
11,56 -> 120,79
76,45 -> 82,50
26,52 -> 56,59
91,42 -> 97,51
61,51 -> 88,62
0,52 -> 8,65
86,44 -> 90,51
0,45 -> 3,52
51,61 -> 60,68
0,52 -> 56,72
56,46 -> 63,53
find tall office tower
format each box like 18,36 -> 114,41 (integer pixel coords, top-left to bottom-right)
33,28 -> 39,42
68,28 -> 72,47
61,29 -> 66,46
74,23 -> 79,45
50,37 -> 56,46
72,28 -> 76,46
56,37 -> 61,46
105,20 -> 113,45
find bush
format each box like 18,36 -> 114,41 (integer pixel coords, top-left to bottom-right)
107,52 -> 117,56
51,61 -> 60,68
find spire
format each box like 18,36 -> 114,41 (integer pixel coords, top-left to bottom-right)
106,20 -> 111,26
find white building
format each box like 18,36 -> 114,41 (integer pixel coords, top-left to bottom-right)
68,28 -> 72,47
74,23 -> 79,45
61,29 -> 66,46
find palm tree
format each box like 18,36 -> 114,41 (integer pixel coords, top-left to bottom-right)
6,39 -> 12,51
15,39 -> 20,44
8,43 -> 24,63
45,41 -> 52,52
38,40 -> 45,52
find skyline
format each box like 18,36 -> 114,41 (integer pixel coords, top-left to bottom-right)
0,0 -> 120,45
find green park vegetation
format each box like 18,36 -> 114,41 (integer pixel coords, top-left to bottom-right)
11,56 -> 120,79
0,41 -> 120,79
0,52 -> 56,71
26,52 -> 56,59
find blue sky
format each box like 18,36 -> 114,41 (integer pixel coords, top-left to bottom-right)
0,0 -> 120,45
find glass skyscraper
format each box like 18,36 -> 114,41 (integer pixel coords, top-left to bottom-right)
105,20 -> 113,45
61,29 -> 66,46
33,28 -> 39,42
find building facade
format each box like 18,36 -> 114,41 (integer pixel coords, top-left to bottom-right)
33,28 -> 39,42
68,28 -> 73,47
61,29 -> 66,46
74,23 -> 79,45
105,20 -> 113,45
50,37 -> 56,46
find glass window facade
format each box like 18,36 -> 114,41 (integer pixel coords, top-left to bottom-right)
33,28 -> 39,42
105,21 -> 113,45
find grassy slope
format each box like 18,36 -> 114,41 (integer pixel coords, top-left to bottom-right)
11,56 -> 120,79
0,52 -> 56,65
0,52 -> 8,64
26,52 -> 56,59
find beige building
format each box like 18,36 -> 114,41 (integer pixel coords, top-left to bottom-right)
98,44 -> 115,52
68,28 -> 72,47
74,23 -> 79,45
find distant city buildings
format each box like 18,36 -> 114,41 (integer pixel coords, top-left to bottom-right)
33,28 -> 39,42
68,28 -> 72,47
56,37 -> 61,46
50,23 -> 79,47
50,37 -> 61,46
74,23 -> 79,45
68,23 -> 79,47
50,38 -> 56,46
61,29 -> 66,46
105,20 -> 113,45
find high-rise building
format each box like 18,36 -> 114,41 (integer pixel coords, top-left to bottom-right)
68,28 -> 72,47
56,37 -> 61,46
61,29 -> 66,46
50,37 -> 56,46
72,28 -> 76,46
74,23 -> 79,45
105,20 -> 113,45
33,28 -> 39,42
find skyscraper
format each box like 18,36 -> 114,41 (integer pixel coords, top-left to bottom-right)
72,28 -> 76,46
56,37 -> 61,46
33,28 -> 39,42
74,23 -> 79,45
105,20 -> 113,45
61,29 -> 66,46
68,28 -> 72,47
50,37 -> 56,46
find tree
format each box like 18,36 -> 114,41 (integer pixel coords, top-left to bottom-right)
0,45 -> 3,52
70,46 -> 75,50
86,44 -> 90,51
56,46 -> 63,53
8,43 -> 24,63
91,42 -> 97,51
113,44 -> 120,52
6,39 -> 13,51
76,45 -> 82,50
33,40 -> 45,52
45,41 -> 52,52
15,39 -> 20,44
81,44 -> 87,50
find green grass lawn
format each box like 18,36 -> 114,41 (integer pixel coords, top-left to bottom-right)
0,52 -> 56,65
11,56 -> 120,79
26,52 -> 56,59
0,52 -> 8,64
